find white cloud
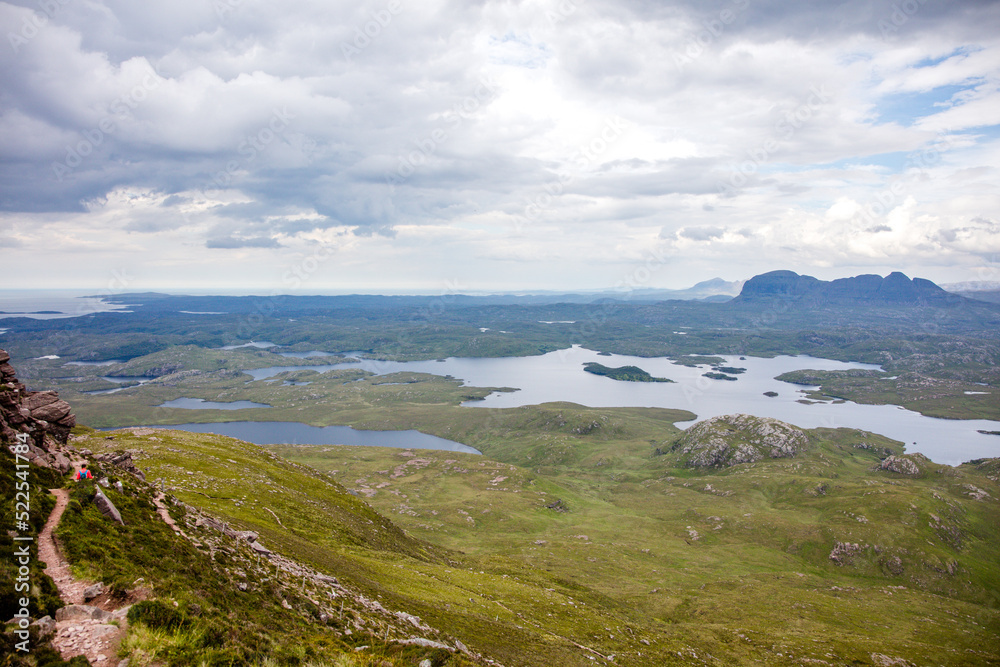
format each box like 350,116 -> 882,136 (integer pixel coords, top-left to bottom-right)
2,0 -> 1000,289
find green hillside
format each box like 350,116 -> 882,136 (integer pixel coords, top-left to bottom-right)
45,406 -> 1000,666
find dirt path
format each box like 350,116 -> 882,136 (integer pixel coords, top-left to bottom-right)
38,488 -> 88,605
154,491 -> 188,538
38,487 -> 127,666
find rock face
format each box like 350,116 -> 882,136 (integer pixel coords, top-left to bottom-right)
0,348 -> 76,470
671,414 -> 809,467
735,270 -> 954,306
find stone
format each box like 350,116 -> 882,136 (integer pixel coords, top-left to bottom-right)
31,615 -> 56,637
249,540 -> 271,554
55,605 -> 112,622
53,452 -> 72,473
94,487 -> 125,525
83,582 -> 106,601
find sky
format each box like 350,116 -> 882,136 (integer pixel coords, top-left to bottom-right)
1,0 -> 999,294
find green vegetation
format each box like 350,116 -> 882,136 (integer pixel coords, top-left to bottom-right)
54,403 -> 999,666
582,362 -> 673,383
3,289 -> 1000,664
701,372 -> 737,381
0,448 -> 63,622
776,368 -> 998,420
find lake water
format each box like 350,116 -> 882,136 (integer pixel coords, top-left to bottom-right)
153,421 -> 480,454
245,346 -> 998,465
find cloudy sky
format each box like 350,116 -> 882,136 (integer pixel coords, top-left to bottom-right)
2,0 -> 999,293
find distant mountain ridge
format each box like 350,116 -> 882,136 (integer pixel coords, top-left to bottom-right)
735,270 -> 957,305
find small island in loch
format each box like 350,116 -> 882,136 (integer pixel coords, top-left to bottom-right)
583,362 -> 674,382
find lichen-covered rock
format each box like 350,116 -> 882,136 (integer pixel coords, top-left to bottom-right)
671,414 -> 809,467
961,484 -> 991,501
829,541 -> 864,565
876,455 -> 921,475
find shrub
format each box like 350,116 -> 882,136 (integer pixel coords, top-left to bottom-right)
127,600 -> 187,631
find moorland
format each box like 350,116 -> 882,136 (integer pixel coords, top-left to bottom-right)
3,270 -> 1000,666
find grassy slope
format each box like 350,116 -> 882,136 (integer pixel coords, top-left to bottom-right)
73,403 -> 1000,666
273,411 -> 1000,667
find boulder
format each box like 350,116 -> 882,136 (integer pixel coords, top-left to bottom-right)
31,615 -> 56,638
83,582 -> 106,601
94,487 -> 125,525
53,452 -> 73,474
249,540 -> 272,555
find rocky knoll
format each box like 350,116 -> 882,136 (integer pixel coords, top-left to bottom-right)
0,348 -> 76,471
671,414 -> 809,467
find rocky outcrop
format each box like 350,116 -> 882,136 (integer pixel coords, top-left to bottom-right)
671,414 -> 809,467
876,455 -> 922,476
829,541 -> 865,565
1,348 -> 76,470
93,450 -> 146,481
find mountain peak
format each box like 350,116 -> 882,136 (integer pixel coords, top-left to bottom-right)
736,271 -> 953,305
